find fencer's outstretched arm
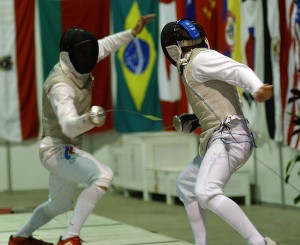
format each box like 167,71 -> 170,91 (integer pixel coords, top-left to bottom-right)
97,31 -> 134,61
97,14 -> 155,61
48,83 -> 105,138
191,49 -> 273,102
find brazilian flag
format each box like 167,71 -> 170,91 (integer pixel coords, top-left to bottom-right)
112,0 -> 162,132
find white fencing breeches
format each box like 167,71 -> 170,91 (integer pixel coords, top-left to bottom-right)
177,120 -> 265,245
39,144 -> 113,217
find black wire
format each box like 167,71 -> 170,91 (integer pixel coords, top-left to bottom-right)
219,124 -> 257,148
254,155 -> 300,193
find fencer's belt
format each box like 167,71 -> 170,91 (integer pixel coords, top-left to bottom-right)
218,114 -> 257,147
221,114 -> 248,129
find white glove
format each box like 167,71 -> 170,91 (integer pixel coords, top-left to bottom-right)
89,106 -> 106,127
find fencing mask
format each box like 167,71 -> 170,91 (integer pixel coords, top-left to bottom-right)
60,28 -> 99,74
160,18 -> 207,67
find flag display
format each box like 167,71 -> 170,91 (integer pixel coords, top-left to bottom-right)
0,0 -> 39,142
112,0 -> 162,132
278,0 -> 300,149
1,0 -> 299,151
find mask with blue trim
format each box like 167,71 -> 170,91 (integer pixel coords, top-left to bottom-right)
161,18 -> 209,73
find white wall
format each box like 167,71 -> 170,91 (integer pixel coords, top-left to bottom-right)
0,143 -> 8,191
0,140 -> 49,191
248,134 -> 300,207
0,131 -> 121,192
0,130 -> 299,208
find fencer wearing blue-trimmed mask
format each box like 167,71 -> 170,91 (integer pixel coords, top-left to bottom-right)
161,18 -> 277,245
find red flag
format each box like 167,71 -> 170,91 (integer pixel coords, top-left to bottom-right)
159,0 -> 189,130
0,0 -> 39,142
279,0 -> 300,149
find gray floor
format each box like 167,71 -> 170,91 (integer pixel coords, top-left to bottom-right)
0,188 -> 299,244
1,212 -> 192,245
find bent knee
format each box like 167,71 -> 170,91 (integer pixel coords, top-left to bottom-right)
176,173 -> 196,203
176,171 -> 188,195
92,166 -> 113,189
176,173 -> 184,192
195,185 -> 223,208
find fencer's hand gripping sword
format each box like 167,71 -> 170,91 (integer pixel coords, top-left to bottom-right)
89,106 -> 162,127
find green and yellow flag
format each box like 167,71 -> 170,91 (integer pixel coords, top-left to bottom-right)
112,0 -> 162,132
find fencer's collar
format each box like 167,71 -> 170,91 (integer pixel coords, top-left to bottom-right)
177,51 -> 192,74
60,52 -> 90,88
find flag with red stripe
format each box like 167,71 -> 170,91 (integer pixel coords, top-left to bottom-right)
0,0 -> 39,142
279,0 -> 300,149
158,0 -> 189,130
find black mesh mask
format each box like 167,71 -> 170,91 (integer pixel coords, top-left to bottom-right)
60,28 -> 99,74
160,22 -> 178,66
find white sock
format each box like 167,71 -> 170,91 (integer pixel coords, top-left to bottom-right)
184,201 -> 207,245
61,185 -> 105,240
207,195 -> 265,245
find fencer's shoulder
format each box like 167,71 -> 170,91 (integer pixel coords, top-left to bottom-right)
191,48 -> 216,64
197,48 -> 222,56
45,63 -> 63,80
44,64 -> 67,93
193,49 -> 232,64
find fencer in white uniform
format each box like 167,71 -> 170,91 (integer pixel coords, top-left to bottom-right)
9,14 -> 155,245
161,18 -> 278,245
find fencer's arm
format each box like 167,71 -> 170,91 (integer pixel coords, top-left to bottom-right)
191,50 -> 273,102
48,83 -> 95,138
97,13 -> 155,61
97,30 -> 134,61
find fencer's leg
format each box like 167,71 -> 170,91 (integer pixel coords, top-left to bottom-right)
183,202 -> 207,245
57,148 -> 113,240
61,185 -> 107,240
13,202 -> 55,238
195,140 -> 265,245
13,174 -> 77,238
207,196 -> 264,245
177,156 -> 207,245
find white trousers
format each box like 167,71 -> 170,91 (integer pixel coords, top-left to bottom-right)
13,143 -> 113,238
177,119 -> 265,245
39,144 -> 113,214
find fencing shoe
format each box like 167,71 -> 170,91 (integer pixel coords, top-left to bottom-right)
8,235 -> 53,245
265,237 -> 279,245
57,236 -> 83,245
